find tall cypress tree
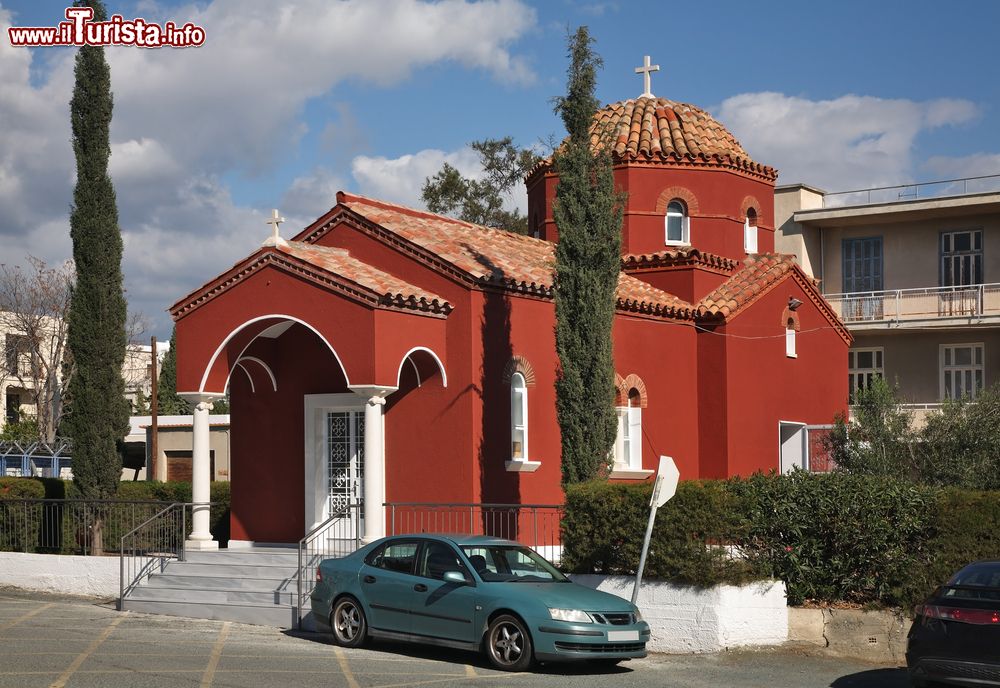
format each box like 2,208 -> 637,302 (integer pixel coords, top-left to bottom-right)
156,327 -> 191,415
65,0 -> 129,503
552,27 -> 623,485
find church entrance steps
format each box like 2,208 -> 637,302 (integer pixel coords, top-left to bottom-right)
121,546 -> 302,628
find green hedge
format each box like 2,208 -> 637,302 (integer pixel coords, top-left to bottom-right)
563,472 -> 1000,610
562,480 -> 760,587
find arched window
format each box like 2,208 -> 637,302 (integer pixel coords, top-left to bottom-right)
744,208 -> 758,254
786,319 -> 797,358
510,373 -> 528,460
614,389 -> 642,470
664,200 -> 690,246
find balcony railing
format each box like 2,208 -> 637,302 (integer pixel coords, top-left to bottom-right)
826,284 -> 1000,326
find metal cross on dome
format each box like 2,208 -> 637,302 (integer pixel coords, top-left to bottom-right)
635,55 -> 660,98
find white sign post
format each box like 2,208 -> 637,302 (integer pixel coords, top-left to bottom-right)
631,456 -> 680,604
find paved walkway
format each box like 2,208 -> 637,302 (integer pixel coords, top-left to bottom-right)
0,589 -> 909,688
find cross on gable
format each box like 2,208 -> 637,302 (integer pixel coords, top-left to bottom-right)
635,55 -> 660,98
263,208 -> 288,247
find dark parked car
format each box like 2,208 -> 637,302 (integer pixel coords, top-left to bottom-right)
907,560 -> 1000,687
310,534 -> 649,671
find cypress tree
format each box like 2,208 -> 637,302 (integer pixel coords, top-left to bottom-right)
552,27 -> 623,485
156,327 -> 191,415
65,0 -> 129,505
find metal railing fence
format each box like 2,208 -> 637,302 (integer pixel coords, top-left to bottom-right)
296,504 -> 363,626
119,502 -> 191,608
387,502 -> 564,562
0,439 -> 72,478
826,283 -> 1000,324
822,173 -> 1000,207
0,499 -> 175,555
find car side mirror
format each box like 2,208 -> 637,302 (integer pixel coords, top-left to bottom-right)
442,570 -> 468,585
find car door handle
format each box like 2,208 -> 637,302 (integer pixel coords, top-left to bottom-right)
363,575 -> 376,584
413,583 -> 428,592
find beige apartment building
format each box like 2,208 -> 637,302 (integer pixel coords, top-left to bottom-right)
776,181 -> 1000,423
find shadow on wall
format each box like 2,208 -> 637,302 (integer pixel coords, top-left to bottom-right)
470,246 -> 521,514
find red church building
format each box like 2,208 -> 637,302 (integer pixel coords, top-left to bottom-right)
171,94 -> 850,549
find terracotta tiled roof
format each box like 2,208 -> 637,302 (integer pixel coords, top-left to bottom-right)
278,241 -> 452,314
529,97 -> 776,180
335,194 -> 693,318
697,254 -> 796,318
595,98 -> 775,177
339,194 -> 555,295
622,246 -> 739,273
618,273 -> 693,318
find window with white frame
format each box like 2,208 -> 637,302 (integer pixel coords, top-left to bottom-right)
744,208 -> 758,254
510,373 -> 528,460
941,343 -> 984,400
614,390 -> 642,470
785,321 -> 797,358
848,348 -> 884,401
664,200 -> 690,246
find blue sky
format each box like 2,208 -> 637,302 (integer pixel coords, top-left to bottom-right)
2,0 -> 999,337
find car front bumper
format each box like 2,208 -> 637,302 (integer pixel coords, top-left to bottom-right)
532,620 -> 650,662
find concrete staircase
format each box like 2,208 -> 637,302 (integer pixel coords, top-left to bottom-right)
121,547 -> 308,628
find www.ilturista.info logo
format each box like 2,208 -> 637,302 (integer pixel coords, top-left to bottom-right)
7,7 -> 206,48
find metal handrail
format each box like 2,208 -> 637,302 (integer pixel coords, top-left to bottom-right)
823,172 -> 1000,206
296,504 -> 362,627
118,502 -> 203,610
826,283 -> 1000,299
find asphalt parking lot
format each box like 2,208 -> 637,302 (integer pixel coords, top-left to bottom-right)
0,589 -> 910,688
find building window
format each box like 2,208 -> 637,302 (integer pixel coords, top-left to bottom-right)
785,323 -> 797,358
848,348 -> 884,401
941,343 -> 984,400
744,208 -> 758,254
614,390 -> 642,470
510,372 -> 528,460
664,200 -> 690,246
842,237 -> 883,293
941,230 -> 983,287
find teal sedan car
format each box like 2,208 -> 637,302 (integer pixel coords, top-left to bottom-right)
310,534 -> 650,671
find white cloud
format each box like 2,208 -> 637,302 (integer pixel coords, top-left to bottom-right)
717,92 -> 979,192
281,167 -> 348,220
922,153 -> 1000,195
351,147 -> 483,208
0,1 -> 537,335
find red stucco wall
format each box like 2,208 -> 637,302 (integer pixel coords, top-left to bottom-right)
719,283 -> 850,477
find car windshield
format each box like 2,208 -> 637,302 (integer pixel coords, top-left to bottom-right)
943,562 -> 1000,602
461,544 -> 568,583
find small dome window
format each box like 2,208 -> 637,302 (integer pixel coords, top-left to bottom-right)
744,208 -> 758,254
665,200 -> 690,246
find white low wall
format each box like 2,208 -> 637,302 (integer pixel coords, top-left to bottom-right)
570,575 -> 788,654
0,552 -> 121,598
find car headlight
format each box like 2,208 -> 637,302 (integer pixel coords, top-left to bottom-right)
632,607 -> 643,623
548,608 -> 593,623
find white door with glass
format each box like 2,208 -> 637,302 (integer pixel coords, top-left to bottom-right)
304,394 -> 365,533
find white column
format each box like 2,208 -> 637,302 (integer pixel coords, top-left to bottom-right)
350,385 -> 395,544
181,393 -> 219,550
362,396 -> 385,542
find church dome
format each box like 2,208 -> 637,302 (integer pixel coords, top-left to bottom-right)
590,96 -> 776,179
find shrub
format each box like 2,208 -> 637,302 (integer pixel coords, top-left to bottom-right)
899,489 -> 1000,609
562,480 -> 760,586
0,477 -> 45,551
730,471 -> 935,606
